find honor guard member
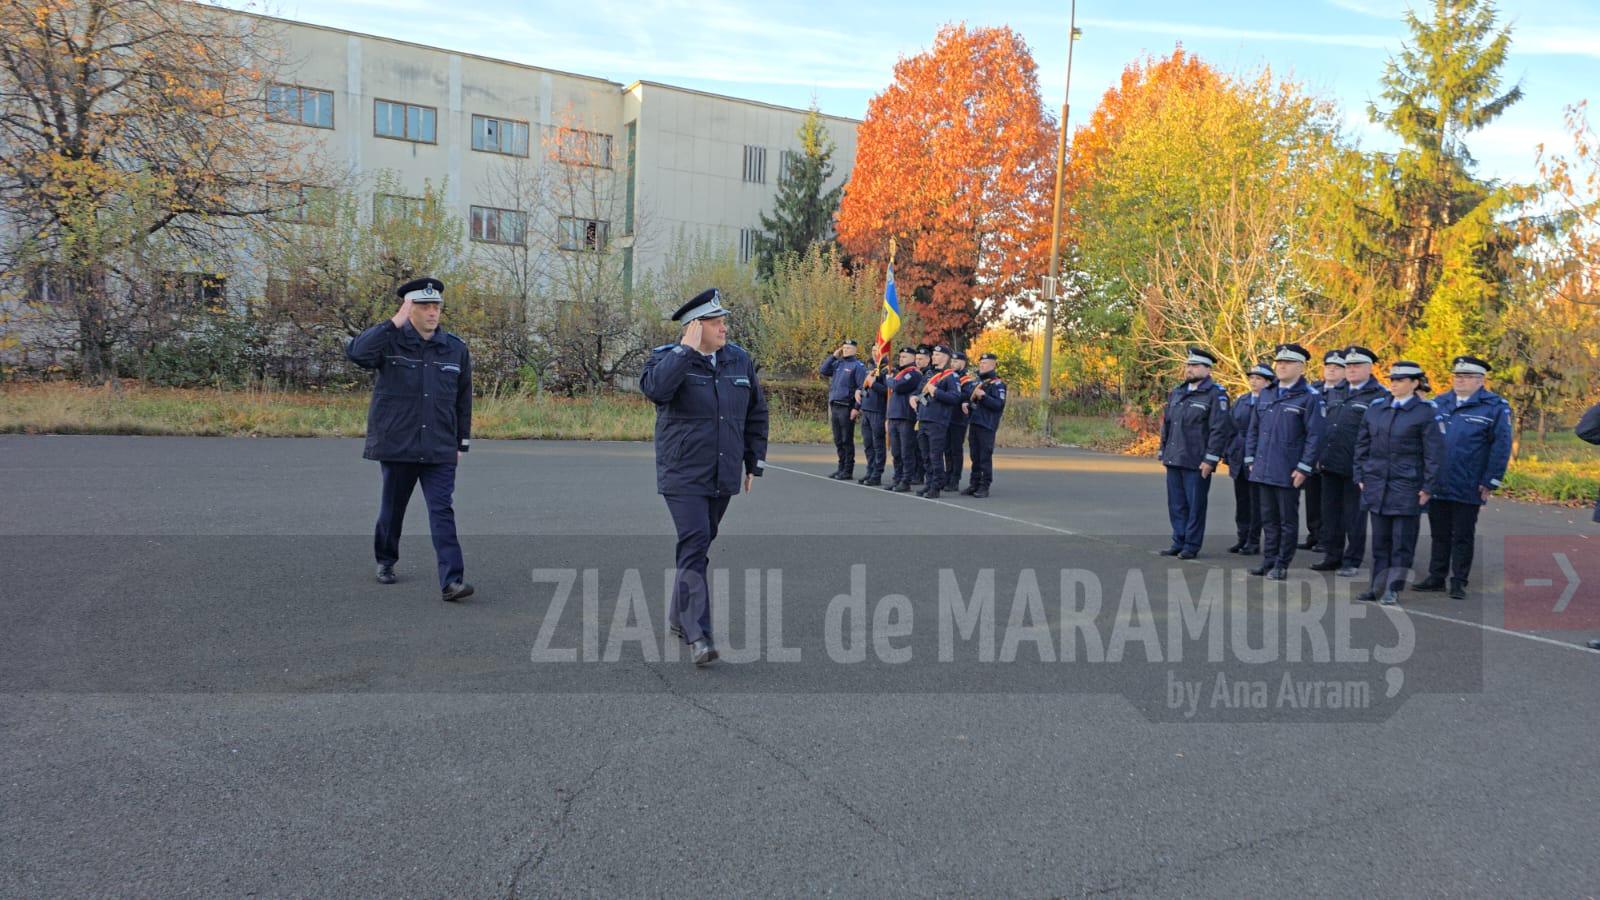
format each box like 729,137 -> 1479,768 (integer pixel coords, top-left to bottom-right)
1157,346 -> 1231,559
945,350 -> 975,490
1414,354 -> 1512,600
346,277 -> 475,602
1226,361 -> 1274,554
856,354 -> 890,486
820,339 -> 867,480
906,343 -> 934,485
1302,349 -> 1346,551
640,289 -> 770,667
884,346 -> 924,492
915,344 -> 962,498
1352,361 -> 1444,605
1245,343 -> 1327,579
962,352 -> 1007,497
1311,345 -> 1389,576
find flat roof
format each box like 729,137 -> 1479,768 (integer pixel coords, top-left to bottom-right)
624,81 -> 862,125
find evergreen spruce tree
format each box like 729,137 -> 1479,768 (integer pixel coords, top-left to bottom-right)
754,106 -> 844,278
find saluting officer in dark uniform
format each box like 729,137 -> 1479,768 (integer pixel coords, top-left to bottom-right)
1353,361 -> 1445,606
1301,349 -> 1345,552
820,339 -> 866,480
1414,354 -> 1513,600
1246,343 -> 1327,580
347,277 -> 475,602
1157,347 -> 1231,559
884,346 -> 923,492
856,354 -> 889,486
1226,361 -> 1273,555
640,289 -> 770,667
1311,345 -> 1388,577
962,352 -> 1007,498
915,344 -> 961,499
945,350 -> 974,490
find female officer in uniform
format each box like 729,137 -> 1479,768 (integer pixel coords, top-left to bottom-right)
640,289 -> 770,667
1353,361 -> 1444,606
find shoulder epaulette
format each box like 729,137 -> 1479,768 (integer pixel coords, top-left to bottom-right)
652,343 -> 677,353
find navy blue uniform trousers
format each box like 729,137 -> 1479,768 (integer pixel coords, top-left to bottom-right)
889,419 -> 916,485
664,493 -> 732,644
859,410 -> 886,480
375,461 -> 463,589
1258,484 -> 1301,568
916,424 -> 947,491
1319,472 -> 1366,567
1165,465 -> 1212,553
968,426 -> 996,488
1425,499 -> 1481,585
829,403 -> 856,474
945,421 -> 968,488
1232,467 -> 1261,546
1369,512 -> 1421,594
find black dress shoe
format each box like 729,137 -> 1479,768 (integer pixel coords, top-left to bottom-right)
1248,564 -> 1270,576
1412,576 -> 1446,592
889,482 -> 908,492
691,637 -> 719,667
1448,581 -> 1467,600
375,564 -> 397,585
863,478 -> 883,487
441,581 -> 475,602
1239,544 -> 1260,555
960,484 -> 977,495
1178,550 -> 1197,560
1159,547 -> 1181,557
827,468 -> 843,479
1309,560 -> 1341,572
971,488 -> 988,498
1356,590 -> 1378,603
923,487 -> 941,499
1298,538 -> 1317,550
1587,639 -> 1600,651
1266,568 -> 1288,581
1226,541 -> 1245,554
1336,566 -> 1360,577
1379,591 -> 1399,606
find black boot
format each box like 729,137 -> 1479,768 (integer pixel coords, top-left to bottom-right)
971,487 -> 988,498
1412,576 -> 1446,592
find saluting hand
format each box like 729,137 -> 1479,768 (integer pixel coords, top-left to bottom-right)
390,297 -> 414,328
681,319 -> 704,352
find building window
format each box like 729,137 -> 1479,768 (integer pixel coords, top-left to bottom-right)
470,205 -> 527,245
374,193 -> 425,226
778,149 -> 800,184
267,184 -> 336,225
160,272 -> 227,313
739,227 -> 760,265
552,127 -> 613,168
472,115 -> 530,156
743,145 -> 767,183
267,83 -> 334,128
374,99 -> 437,143
558,217 -> 610,252
624,120 -> 637,236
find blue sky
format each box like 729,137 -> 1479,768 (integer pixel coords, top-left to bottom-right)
240,0 -> 1600,185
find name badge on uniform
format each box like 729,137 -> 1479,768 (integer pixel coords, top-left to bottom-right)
733,376 -> 751,387
440,364 -> 461,373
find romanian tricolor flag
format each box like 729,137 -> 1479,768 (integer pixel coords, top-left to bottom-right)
874,261 -> 902,363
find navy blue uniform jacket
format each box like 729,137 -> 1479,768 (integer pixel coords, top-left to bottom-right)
346,320 -> 472,464
1159,377 -> 1230,470
1432,388 -> 1513,504
1353,396 -> 1445,516
641,342 -> 770,497
1245,377 -> 1326,488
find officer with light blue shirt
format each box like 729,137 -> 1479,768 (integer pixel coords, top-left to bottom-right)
1414,354 -> 1513,600
1353,361 -> 1445,606
1246,342 -> 1327,579
640,288 -> 770,667
1157,346 -> 1231,559
1312,345 -> 1389,576
820,339 -> 867,480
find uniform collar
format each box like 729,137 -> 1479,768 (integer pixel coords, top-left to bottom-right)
400,321 -> 446,345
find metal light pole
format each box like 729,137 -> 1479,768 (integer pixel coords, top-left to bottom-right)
1039,5 -> 1082,436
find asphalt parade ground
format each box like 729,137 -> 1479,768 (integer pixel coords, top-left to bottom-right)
3,434 -> 1598,896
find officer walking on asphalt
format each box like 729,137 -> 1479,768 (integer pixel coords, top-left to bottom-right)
1157,346 -> 1231,559
1312,345 -> 1389,577
346,277 -> 475,602
640,289 -> 770,667
961,352 -> 1007,498
856,354 -> 889,486
1353,360 -> 1444,606
1226,361 -> 1273,555
820,339 -> 866,480
1413,355 -> 1513,600
1245,343 -> 1326,580
884,346 -> 923,492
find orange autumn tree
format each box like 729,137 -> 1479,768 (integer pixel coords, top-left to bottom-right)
837,24 -> 1055,344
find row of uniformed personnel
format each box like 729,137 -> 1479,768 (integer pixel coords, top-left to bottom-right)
1159,342 -> 1513,606
821,341 -> 1008,498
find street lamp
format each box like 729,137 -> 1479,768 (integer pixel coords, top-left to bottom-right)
1039,7 -> 1082,436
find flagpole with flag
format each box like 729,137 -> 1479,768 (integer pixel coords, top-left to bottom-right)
874,239 -> 903,473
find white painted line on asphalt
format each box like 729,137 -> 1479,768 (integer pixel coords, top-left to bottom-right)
764,463 -> 1080,536
769,462 -> 1600,658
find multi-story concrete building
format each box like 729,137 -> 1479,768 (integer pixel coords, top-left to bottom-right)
249,10 -> 859,291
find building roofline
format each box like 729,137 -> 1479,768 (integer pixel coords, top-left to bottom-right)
199,2 -> 624,89
623,80 -> 862,124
